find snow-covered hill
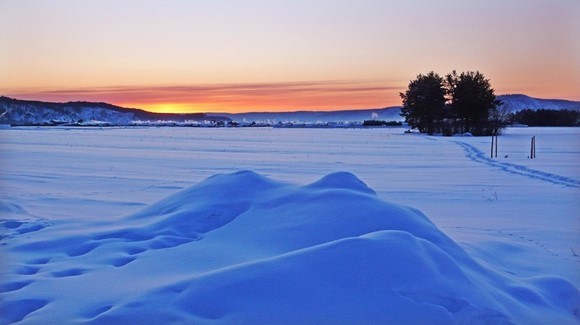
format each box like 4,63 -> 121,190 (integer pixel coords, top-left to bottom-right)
497,94 -> 580,112
0,97 -> 226,126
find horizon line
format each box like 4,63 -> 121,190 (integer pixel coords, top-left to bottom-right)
2,80 -> 579,114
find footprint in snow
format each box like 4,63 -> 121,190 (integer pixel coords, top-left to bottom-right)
0,280 -> 34,293
83,305 -> 114,320
16,265 -> 41,275
0,299 -> 49,324
50,268 -> 88,278
109,256 -> 137,267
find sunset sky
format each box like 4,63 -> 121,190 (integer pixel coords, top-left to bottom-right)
1,0 -> 579,113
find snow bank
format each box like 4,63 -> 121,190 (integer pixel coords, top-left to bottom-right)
1,171 -> 578,324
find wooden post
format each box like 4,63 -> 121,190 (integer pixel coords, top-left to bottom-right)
530,136 -> 536,159
490,135 -> 498,158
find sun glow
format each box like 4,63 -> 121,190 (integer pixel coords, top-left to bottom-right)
130,103 -> 202,114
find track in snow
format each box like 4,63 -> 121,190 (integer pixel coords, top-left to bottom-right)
455,141 -> 580,188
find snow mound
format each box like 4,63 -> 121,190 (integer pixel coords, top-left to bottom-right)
306,171 -> 377,195
0,201 -> 48,241
1,171 -> 578,324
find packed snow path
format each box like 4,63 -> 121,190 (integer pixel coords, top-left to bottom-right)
455,141 -> 580,188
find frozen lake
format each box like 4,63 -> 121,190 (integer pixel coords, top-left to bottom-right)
1,126 -> 579,323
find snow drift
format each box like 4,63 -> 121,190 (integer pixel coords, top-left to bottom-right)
1,171 -> 578,324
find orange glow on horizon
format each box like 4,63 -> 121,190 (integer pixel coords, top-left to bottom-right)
118,96 -> 401,114
5,80 -> 404,114
4,77 -> 579,114
120,100 -> 396,114
136,103 -> 204,114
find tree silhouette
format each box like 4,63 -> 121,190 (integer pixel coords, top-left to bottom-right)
445,71 -> 502,135
399,72 -> 446,135
400,70 -> 505,136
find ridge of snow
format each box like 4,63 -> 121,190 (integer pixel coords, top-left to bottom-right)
1,171 -> 578,324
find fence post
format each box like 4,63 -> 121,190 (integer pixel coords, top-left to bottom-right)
490,135 -> 498,158
530,136 -> 536,159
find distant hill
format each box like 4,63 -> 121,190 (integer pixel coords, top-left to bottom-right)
0,97 -> 229,126
211,94 -> 580,123
209,106 -> 403,123
497,94 -> 580,112
1,94 -> 578,126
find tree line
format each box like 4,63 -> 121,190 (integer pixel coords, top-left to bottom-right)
400,71 -> 507,136
510,109 -> 578,127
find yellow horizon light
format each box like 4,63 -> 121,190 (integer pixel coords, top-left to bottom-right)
127,103 -> 203,114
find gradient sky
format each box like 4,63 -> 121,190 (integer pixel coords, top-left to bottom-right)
1,0 -> 579,113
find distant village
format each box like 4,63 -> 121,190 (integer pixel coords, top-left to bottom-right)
61,119 -> 404,128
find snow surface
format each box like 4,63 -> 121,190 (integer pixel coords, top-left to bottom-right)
0,126 -> 579,324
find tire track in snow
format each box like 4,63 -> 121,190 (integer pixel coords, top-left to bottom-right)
455,141 -> 580,188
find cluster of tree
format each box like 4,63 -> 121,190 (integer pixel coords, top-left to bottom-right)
362,120 -> 402,126
400,71 -> 507,136
510,109 -> 579,127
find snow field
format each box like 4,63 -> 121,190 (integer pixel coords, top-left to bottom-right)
0,126 -> 578,323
